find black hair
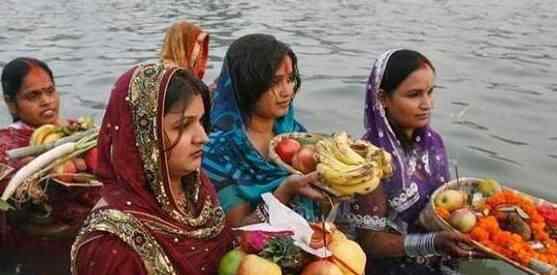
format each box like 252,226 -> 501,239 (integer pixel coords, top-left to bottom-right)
380,49 -> 434,96
380,49 -> 435,151
225,33 -> 301,117
164,69 -> 211,152
2,57 -> 54,101
1,57 -> 55,121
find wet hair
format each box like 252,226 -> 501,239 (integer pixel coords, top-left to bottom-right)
380,49 -> 435,97
225,33 -> 301,117
380,49 -> 435,151
1,57 -> 55,121
163,69 -> 211,152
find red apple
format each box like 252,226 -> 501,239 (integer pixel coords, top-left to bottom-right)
53,160 -> 77,182
84,147 -> 98,173
275,138 -> 301,164
291,146 -> 317,174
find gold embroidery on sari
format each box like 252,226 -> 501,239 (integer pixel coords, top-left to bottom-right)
127,64 -> 225,239
71,209 -> 176,275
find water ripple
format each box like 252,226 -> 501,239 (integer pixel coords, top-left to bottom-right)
454,120 -> 489,131
489,135 -> 528,146
466,145 -> 521,166
1,6 -> 556,274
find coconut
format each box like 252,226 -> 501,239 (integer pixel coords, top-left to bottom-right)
328,239 -> 366,275
301,260 -> 344,275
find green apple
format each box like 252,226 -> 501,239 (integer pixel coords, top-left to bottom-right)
477,178 -> 502,197
218,249 -> 246,275
449,208 -> 477,233
435,189 -> 467,211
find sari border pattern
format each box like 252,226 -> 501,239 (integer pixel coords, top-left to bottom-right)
71,208 -> 177,275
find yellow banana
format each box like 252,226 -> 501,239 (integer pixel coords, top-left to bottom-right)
41,131 -> 65,144
380,151 -> 393,177
314,132 -> 393,196
378,152 -> 393,178
331,176 -> 381,196
30,124 -> 57,145
333,132 -> 365,165
364,144 -> 393,178
318,147 -> 366,173
338,167 -> 380,187
317,163 -> 375,186
319,137 -> 361,168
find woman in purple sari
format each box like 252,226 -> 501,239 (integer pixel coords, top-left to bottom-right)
342,49 -> 481,275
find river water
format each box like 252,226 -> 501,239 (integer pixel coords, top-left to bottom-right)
1,0 -> 556,274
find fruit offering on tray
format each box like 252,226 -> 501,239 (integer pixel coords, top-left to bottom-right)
433,178 -> 557,272
26,119 -> 99,184
1,118 -> 100,211
218,223 -> 366,275
273,132 -> 392,197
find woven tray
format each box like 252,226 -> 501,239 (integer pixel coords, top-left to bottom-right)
419,177 -> 557,275
50,173 -> 103,188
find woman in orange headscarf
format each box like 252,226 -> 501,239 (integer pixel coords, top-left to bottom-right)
160,20 -> 209,80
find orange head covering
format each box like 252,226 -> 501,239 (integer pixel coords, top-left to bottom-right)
160,21 -> 209,79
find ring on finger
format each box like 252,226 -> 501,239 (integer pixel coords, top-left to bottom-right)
467,250 -> 473,261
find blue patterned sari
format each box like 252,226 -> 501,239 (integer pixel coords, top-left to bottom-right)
202,61 -> 318,221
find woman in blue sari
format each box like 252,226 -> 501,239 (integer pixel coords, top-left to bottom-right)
203,34 -> 324,226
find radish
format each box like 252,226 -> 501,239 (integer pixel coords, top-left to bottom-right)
0,131 -> 98,211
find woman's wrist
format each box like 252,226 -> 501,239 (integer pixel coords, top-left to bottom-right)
273,180 -> 294,204
404,233 -> 440,257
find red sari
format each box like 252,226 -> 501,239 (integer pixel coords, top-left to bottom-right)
72,64 -> 233,275
0,122 -> 101,275
0,122 -> 34,171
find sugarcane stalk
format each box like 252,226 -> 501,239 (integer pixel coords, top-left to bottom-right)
6,128 -> 97,160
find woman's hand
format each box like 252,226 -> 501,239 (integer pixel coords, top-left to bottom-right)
274,171 -> 325,204
434,231 -> 484,258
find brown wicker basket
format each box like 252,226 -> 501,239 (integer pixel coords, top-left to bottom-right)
419,177 -> 557,275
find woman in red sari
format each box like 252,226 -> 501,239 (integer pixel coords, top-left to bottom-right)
0,57 -> 100,275
71,64 -> 233,275
0,57 -> 63,169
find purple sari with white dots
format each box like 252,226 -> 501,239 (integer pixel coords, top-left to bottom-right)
339,49 -> 455,275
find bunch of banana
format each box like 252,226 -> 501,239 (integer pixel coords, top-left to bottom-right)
29,117 -> 97,146
30,124 -> 65,146
316,132 -> 392,196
